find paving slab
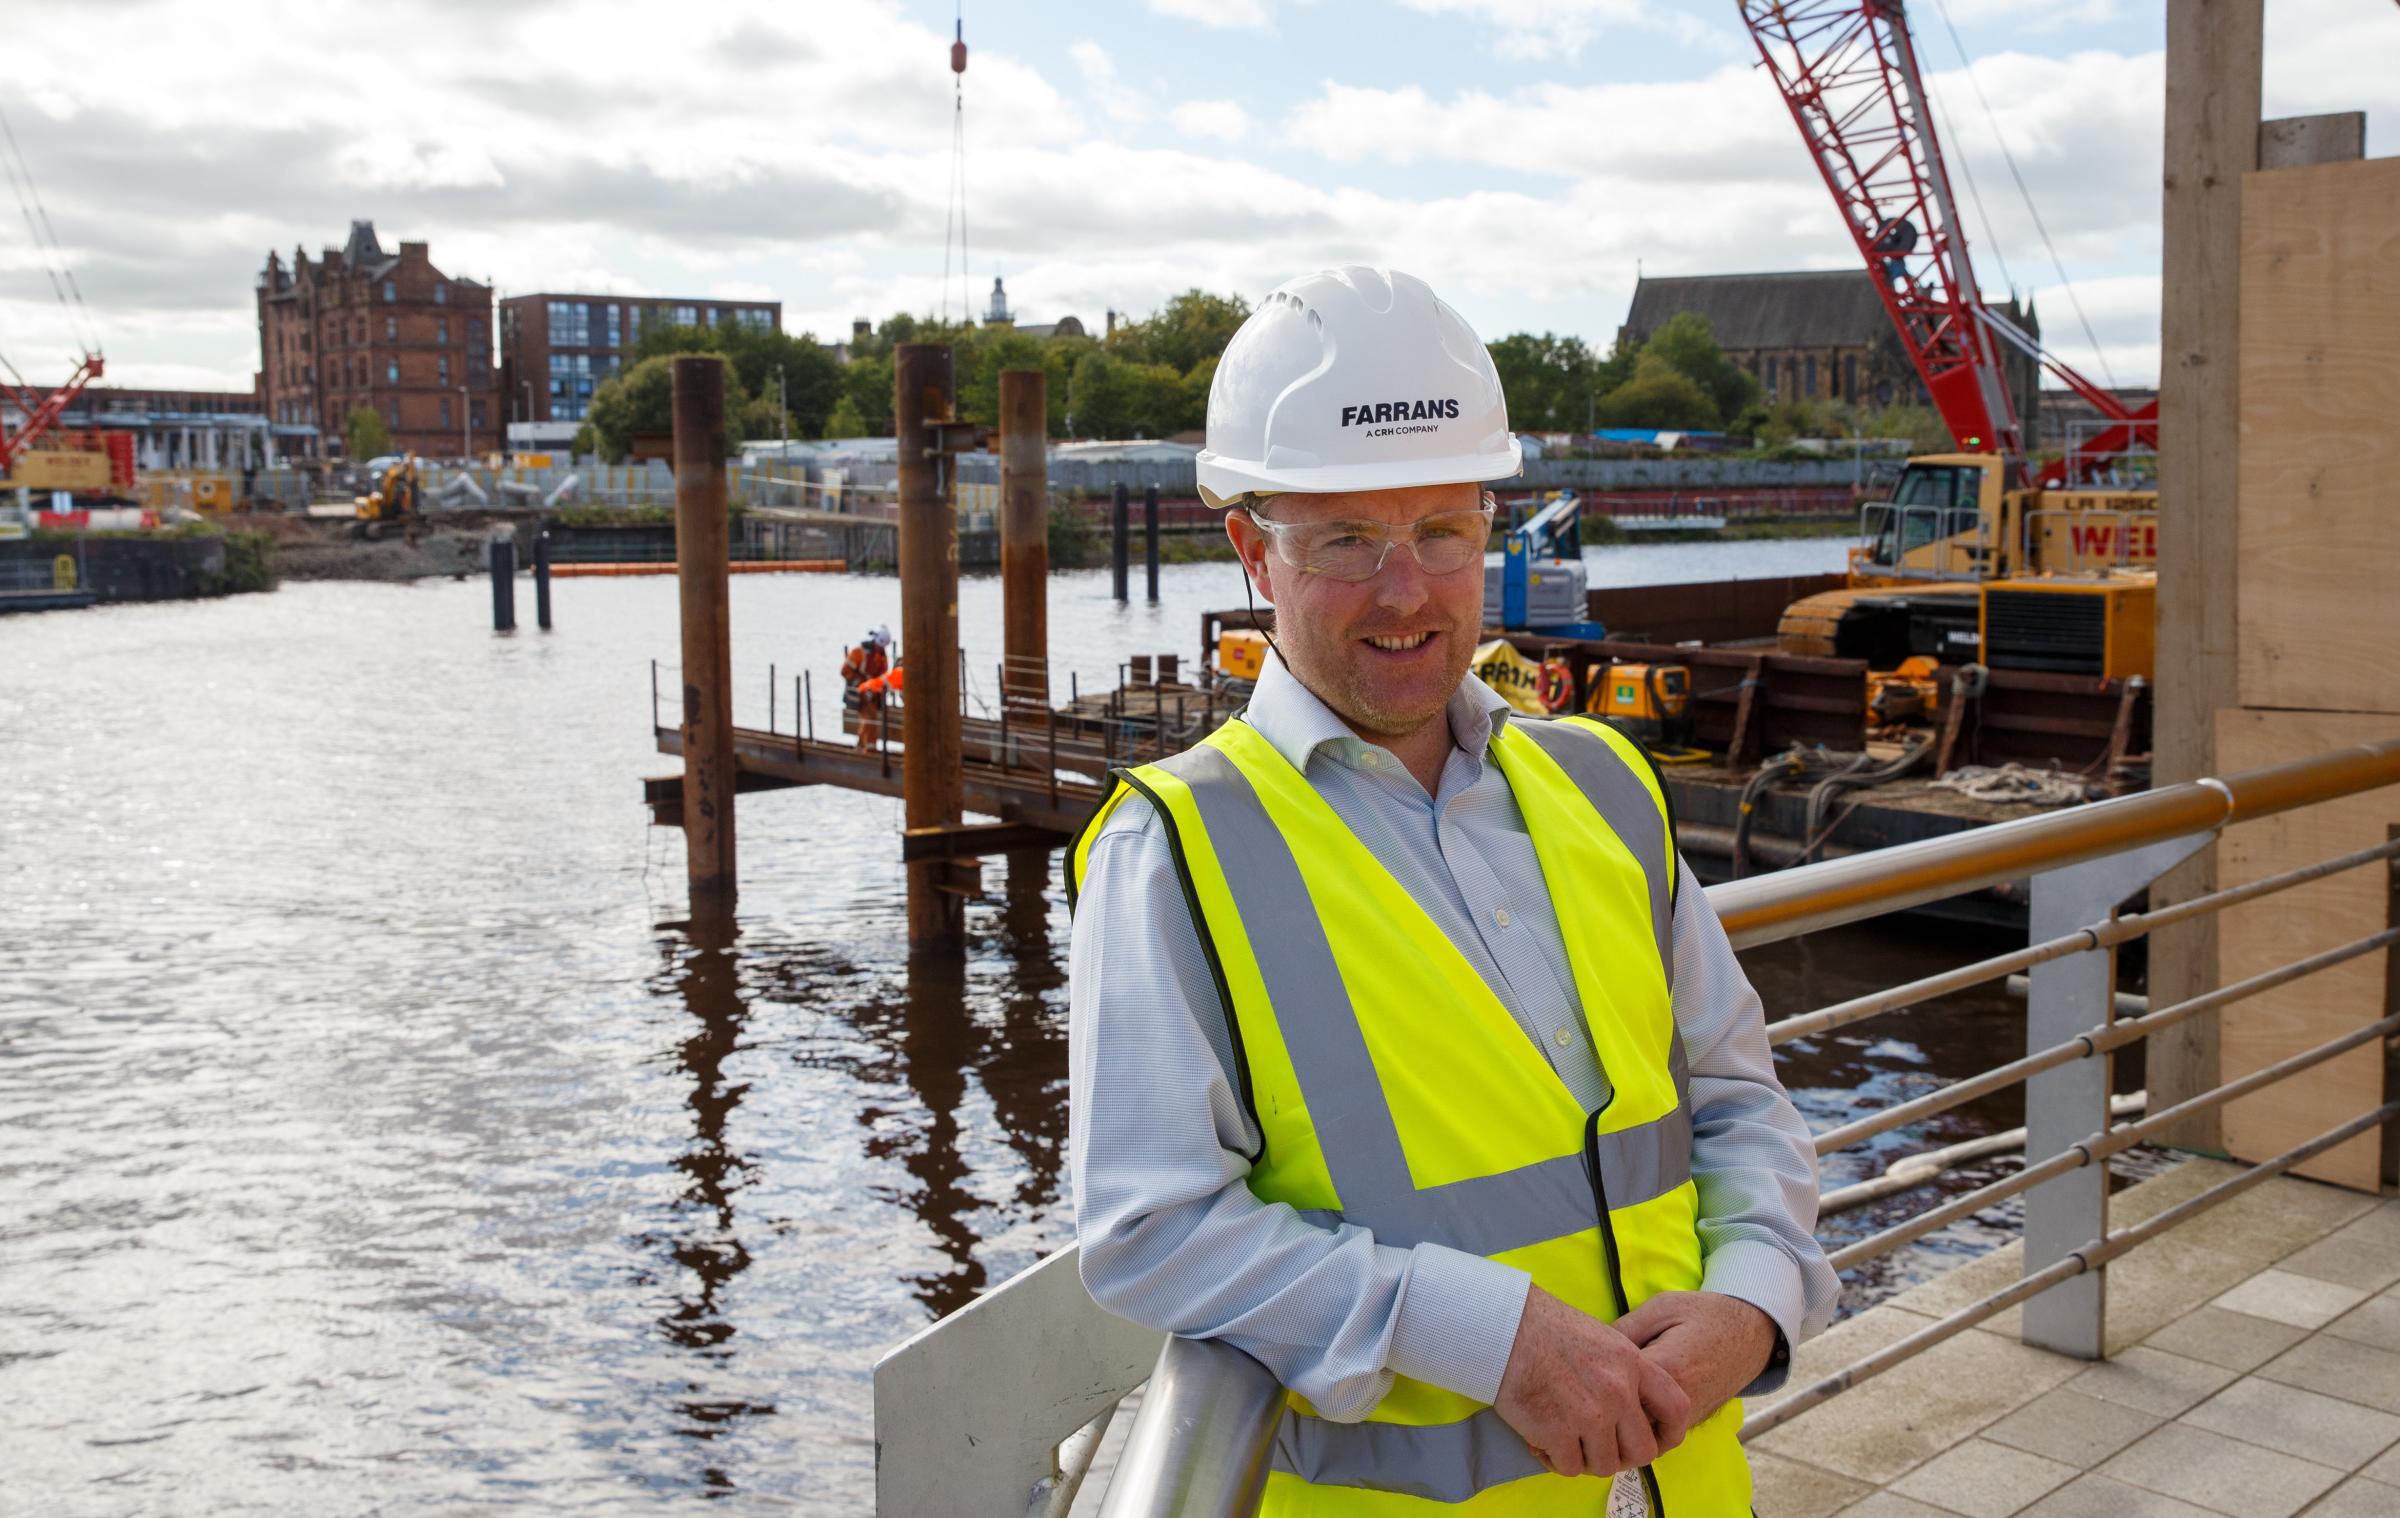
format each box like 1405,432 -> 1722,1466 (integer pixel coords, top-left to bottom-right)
1754,1320 -> 2083,1486
1889,1437 -> 2079,1517
2181,1375 -> 2400,1473
1980,1387 -> 2163,1469
2098,1420 -> 2343,1518
2066,1345 -> 2239,1418
1748,1449 -> 1873,1518
2363,1441 -> 2400,1487
2156,1173 -> 2376,1264
2018,1472 -> 2219,1517
2278,1232 -> 2400,1294
1839,1495 -> 1962,1517
2142,1306 -> 2312,1373
2212,1270 -> 2371,1330
2301,1475 -> 2400,1517
2324,1296 -> 2400,1355
2257,1334 -> 2400,1418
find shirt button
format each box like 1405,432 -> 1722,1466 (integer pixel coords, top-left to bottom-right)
1553,1027 -> 1574,1048
1494,907 -> 1512,928
1361,752 -> 1380,768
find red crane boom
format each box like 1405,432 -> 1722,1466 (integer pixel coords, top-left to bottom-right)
1737,0 -> 2155,480
0,351 -> 103,476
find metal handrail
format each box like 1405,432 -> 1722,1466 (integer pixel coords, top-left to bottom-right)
892,735 -> 2400,1518
1712,737 -> 2400,948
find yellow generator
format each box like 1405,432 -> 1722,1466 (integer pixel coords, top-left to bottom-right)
1217,628 -> 1269,682
1978,575 -> 2155,681
1584,662 -> 1701,756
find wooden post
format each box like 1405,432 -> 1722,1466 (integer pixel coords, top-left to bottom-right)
2147,0 -> 2260,1146
1111,483 -> 1130,602
674,355 -> 737,911
999,369 -> 1049,711
897,344 -> 965,953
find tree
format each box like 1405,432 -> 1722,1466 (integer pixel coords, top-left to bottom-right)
1111,289 -> 1250,374
1593,354 -> 1718,429
823,394 -> 867,439
584,353 -> 767,461
1486,332 -> 1601,432
958,331 -> 1051,428
844,353 -> 894,435
344,406 -> 390,459
1068,349 -> 1137,438
626,316 -> 846,436
1638,312 -> 1760,424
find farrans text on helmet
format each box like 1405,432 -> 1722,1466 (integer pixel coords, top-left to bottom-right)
1338,398 -> 1461,428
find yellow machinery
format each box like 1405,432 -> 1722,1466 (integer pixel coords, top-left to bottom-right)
1980,575 -> 2154,682
353,455 -> 421,540
1217,628 -> 1269,682
1584,661 -> 1704,758
1781,452 -> 2158,682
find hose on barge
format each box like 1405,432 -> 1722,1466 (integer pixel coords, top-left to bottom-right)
1730,736 -> 1934,877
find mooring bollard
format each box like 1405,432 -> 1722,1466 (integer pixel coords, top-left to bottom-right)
533,527 -> 553,630
1144,482 -> 1161,602
489,529 -> 516,631
1111,482 -> 1130,603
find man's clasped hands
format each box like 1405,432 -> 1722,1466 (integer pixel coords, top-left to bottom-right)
1493,1287 -> 1778,1480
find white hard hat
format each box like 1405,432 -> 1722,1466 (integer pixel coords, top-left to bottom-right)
1195,266 -> 1521,508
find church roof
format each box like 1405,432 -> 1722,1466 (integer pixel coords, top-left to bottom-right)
1623,270 -> 1891,350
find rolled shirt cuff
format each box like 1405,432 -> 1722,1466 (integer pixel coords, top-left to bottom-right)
1385,1245 -> 1534,1407
1700,1238 -> 1810,1396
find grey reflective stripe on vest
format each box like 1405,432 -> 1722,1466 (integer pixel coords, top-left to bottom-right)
1275,1406 -> 1545,1503
1507,716 -> 1676,984
1155,740 -> 1696,1235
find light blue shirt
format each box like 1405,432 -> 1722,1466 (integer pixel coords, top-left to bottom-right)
1069,652 -> 1838,1422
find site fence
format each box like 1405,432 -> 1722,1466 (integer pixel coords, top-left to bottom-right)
871,734 -> 2400,1518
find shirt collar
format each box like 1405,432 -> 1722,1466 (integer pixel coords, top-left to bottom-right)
1244,645 -> 1513,774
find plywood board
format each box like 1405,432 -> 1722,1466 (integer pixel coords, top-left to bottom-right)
2236,156 -> 2400,715
2214,707 -> 2400,1190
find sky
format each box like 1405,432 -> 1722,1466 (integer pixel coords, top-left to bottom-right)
0,0 -> 2392,397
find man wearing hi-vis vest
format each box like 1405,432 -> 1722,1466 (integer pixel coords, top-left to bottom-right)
1067,268 -> 1838,1515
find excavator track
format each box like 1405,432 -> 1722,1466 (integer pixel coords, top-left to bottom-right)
1777,582 -> 1982,658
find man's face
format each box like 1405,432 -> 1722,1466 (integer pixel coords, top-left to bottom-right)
1226,482 -> 1488,740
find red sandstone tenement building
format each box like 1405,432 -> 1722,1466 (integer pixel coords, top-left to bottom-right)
257,221 -> 496,460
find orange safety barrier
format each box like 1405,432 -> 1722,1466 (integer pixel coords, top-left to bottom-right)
546,559 -> 846,578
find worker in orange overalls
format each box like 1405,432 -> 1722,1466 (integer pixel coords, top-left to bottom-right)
857,660 -> 904,749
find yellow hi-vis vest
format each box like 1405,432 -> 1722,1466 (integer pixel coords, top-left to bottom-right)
1068,713 -> 1752,1516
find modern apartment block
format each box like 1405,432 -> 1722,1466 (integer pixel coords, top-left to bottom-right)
256,221 -> 496,459
497,293 -> 781,434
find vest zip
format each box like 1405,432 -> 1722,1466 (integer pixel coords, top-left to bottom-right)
1584,1103 -> 1668,1517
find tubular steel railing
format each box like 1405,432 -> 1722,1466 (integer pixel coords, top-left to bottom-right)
881,736 -> 2400,1517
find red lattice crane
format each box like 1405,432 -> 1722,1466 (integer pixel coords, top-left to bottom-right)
1737,0 -> 2156,484
0,349 -> 103,478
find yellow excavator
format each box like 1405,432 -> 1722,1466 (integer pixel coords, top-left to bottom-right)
352,455 -> 421,541
1779,453 -> 2157,683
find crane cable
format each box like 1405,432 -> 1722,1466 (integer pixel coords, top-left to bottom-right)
1922,0 -> 2118,391
0,99 -> 99,360
939,1 -> 970,326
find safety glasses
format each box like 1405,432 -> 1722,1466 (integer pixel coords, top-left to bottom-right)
1246,502 -> 1497,582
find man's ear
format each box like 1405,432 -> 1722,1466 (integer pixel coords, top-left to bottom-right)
1227,512 -> 1276,604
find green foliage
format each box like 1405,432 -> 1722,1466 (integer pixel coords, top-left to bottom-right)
344,406 -> 391,459
839,289 -> 1241,439
218,529 -> 277,593
1488,332 -> 1604,432
1593,354 -> 1719,429
1047,498 -> 1097,569
625,315 -> 846,437
1638,312 -> 1760,423
570,422 -> 598,457
1862,403 -> 1951,455
584,353 -> 774,462
554,503 -> 671,527
1107,290 -> 1250,374
823,394 -> 867,438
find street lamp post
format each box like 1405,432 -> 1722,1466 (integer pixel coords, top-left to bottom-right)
460,384 -> 471,460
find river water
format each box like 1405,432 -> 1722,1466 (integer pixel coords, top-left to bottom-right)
3,543 -> 2090,1515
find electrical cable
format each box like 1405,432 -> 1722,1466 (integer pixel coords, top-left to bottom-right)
1921,75 -> 2018,299
0,101 -> 97,357
1924,0 -> 2117,390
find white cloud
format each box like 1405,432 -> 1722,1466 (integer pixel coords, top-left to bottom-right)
1145,0 -> 1274,28
1069,39 -> 1148,126
1169,99 -> 1249,142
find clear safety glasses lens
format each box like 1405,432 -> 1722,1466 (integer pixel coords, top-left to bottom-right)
1264,508 -> 1495,582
